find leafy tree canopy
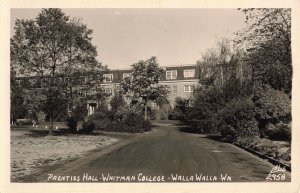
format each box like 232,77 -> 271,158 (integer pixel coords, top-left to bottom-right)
121,56 -> 169,119
10,8 -> 102,133
235,8 -> 292,93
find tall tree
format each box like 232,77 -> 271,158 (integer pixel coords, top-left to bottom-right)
11,8 -> 101,134
197,38 -> 252,93
234,8 -> 292,93
121,56 -> 169,120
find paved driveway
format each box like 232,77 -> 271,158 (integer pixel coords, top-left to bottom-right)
34,120 -> 290,182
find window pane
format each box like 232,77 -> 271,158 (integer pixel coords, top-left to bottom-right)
103,74 -> 113,82
184,86 -> 189,92
166,71 -> 172,80
171,70 -> 177,79
172,85 -> 177,93
184,69 -> 195,77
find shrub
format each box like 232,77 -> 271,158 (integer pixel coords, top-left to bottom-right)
124,111 -> 144,126
87,105 -> 111,130
220,125 -> 237,142
155,103 -> 171,120
189,88 -> 227,133
106,122 -> 143,133
253,85 -> 291,124
66,116 -> 77,132
81,121 -> 95,133
87,107 -> 151,133
123,111 -> 151,132
235,137 -> 291,164
168,97 -> 190,121
109,93 -> 127,122
264,122 -> 291,141
168,108 -> 185,120
219,98 -> 259,142
73,103 -> 88,121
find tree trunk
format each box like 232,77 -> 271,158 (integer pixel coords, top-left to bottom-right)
49,70 -> 55,136
49,116 -> 53,135
144,101 -> 148,121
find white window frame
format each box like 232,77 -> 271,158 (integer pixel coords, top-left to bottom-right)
103,74 -> 113,82
166,70 -> 177,80
184,85 -> 196,92
104,87 -> 112,95
184,69 -> 195,78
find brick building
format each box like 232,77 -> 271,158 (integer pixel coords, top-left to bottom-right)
97,64 -> 200,113
13,64 -> 201,117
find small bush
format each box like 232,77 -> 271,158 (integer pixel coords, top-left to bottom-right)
82,121 -> 95,133
66,116 -> 77,132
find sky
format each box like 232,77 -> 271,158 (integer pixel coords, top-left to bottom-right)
10,8 -> 246,69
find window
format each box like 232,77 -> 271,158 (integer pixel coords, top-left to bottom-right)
104,88 -> 112,95
123,73 -> 131,79
167,85 -> 177,94
166,70 -> 177,80
184,69 -> 195,78
184,85 -> 195,92
103,74 -> 113,82
172,85 -> 177,93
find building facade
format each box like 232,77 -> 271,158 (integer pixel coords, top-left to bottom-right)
99,64 -> 200,110
13,64 -> 201,117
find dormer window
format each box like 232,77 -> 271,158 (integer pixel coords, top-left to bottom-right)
184,69 -> 195,78
166,70 -> 177,80
103,74 -> 113,82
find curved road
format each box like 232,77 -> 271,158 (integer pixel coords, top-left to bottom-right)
35,120 -> 290,182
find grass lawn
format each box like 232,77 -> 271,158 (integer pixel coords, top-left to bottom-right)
11,128 -> 119,182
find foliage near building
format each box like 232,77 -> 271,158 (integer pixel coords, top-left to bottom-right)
11,8 -> 102,134
178,9 -> 292,147
121,56 -> 169,120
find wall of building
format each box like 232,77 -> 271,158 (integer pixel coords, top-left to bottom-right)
101,64 -> 200,108
14,64 -> 201,115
